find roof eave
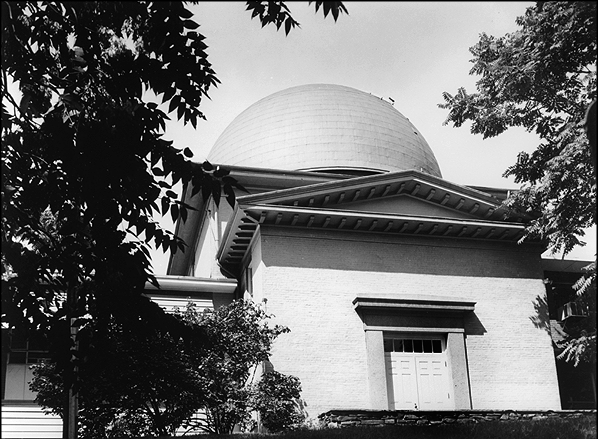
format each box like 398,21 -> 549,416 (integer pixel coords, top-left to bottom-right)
217,203 -> 536,277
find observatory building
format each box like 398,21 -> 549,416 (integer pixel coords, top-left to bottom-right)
3,84 -> 593,436
169,84 -> 563,415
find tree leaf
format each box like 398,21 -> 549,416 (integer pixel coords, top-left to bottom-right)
180,203 -> 188,222
170,203 -> 179,223
161,196 -> 169,216
168,95 -> 181,114
183,19 -> 200,30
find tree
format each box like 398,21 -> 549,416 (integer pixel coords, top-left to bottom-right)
31,317 -> 208,438
1,1 -> 346,436
251,370 -> 306,433
180,300 -> 295,434
438,1 -> 596,367
30,300 -> 302,437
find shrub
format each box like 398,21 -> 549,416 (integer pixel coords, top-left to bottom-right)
252,371 -> 306,433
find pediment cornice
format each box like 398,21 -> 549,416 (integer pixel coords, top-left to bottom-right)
237,169 -> 526,223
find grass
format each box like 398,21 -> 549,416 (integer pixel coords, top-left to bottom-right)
154,414 -> 597,439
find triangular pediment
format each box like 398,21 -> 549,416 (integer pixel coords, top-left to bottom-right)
329,194 -> 476,220
237,169 -> 518,223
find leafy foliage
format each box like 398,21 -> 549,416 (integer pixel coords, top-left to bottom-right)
439,1 -> 596,255
30,299 -> 301,437
1,0 -> 346,419
1,1 -> 242,380
556,261 -> 596,367
310,1 -> 348,22
252,371 -> 306,433
438,1 -> 596,366
245,1 -> 348,35
180,300 -> 292,434
31,317 -> 208,438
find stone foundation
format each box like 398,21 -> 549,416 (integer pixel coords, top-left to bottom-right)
318,409 -> 596,428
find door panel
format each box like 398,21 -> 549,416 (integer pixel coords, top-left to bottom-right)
416,357 -> 451,409
385,349 -> 453,410
386,353 -> 418,409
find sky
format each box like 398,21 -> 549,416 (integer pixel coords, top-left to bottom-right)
150,1 -> 596,274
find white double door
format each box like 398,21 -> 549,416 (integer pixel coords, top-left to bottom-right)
385,352 -> 453,410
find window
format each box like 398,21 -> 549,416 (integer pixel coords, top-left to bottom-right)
7,330 -> 49,365
3,330 -> 49,401
384,337 -> 443,354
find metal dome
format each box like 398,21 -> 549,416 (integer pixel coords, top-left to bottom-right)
207,84 -> 442,177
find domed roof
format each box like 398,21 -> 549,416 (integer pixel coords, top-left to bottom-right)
207,84 -> 442,177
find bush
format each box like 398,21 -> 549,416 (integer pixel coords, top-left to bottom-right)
252,371 -> 306,433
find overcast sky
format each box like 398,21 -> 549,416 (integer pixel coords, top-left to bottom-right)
151,1 -> 596,274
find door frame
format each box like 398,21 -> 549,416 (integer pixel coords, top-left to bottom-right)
354,295 -> 475,410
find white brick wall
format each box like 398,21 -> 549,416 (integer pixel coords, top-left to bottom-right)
264,266 -> 370,417
257,227 -> 561,417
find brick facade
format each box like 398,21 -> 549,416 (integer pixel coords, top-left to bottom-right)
254,227 -> 561,418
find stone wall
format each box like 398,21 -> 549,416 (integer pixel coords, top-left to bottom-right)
319,409 -> 596,427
